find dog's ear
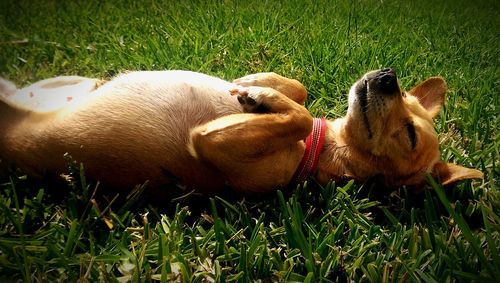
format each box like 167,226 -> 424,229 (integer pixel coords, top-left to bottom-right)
431,161 -> 484,185
408,77 -> 447,118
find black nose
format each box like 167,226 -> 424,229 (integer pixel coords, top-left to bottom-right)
376,68 -> 398,93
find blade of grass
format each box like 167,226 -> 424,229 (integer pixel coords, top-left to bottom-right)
429,176 -> 497,280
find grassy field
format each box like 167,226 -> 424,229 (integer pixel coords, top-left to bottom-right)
0,0 -> 498,281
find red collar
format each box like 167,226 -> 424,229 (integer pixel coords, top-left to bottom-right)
292,118 -> 327,184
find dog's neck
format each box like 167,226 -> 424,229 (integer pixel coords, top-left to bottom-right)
315,118 -> 374,184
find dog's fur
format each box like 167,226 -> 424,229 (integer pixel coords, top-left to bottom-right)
0,70 -> 483,194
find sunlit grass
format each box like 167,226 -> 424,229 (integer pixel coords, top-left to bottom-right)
0,0 -> 498,281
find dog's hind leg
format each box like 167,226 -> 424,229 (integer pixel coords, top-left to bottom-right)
4,76 -> 105,113
0,77 -> 27,117
189,86 -> 313,192
0,77 -> 18,98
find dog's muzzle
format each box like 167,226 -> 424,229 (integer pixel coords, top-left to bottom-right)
352,68 -> 400,139
367,68 -> 399,95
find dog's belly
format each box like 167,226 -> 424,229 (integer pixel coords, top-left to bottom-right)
2,71 -> 244,191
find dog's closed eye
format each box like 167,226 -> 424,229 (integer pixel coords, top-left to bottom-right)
406,122 -> 417,149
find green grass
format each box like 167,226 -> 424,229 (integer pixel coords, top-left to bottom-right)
0,0 -> 498,281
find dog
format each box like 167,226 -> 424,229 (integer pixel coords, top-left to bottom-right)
0,69 -> 483,195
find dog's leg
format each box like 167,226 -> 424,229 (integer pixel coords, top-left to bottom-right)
233,72 -> 307,105
7,76 -> 105,112
0,77 -> 24,119
189,86 -> 313,192
190,86 -> 313,157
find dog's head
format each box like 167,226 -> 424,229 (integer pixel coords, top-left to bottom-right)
343,68 -> 483,186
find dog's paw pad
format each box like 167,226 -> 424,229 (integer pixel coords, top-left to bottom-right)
229,88 -> 248,96
237,95 -> 257,106
230,87 -> 258,106
231,86 -> 271,113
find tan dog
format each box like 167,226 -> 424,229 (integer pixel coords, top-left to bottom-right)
0,69 -> 483,194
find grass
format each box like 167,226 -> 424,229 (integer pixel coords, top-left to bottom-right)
0,0 -> 498,281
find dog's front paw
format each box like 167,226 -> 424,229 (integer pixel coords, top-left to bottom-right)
233,72 -> 277,88
233,74 -> 262,87
233,76 -> 258,87
230,87 -> 270,113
